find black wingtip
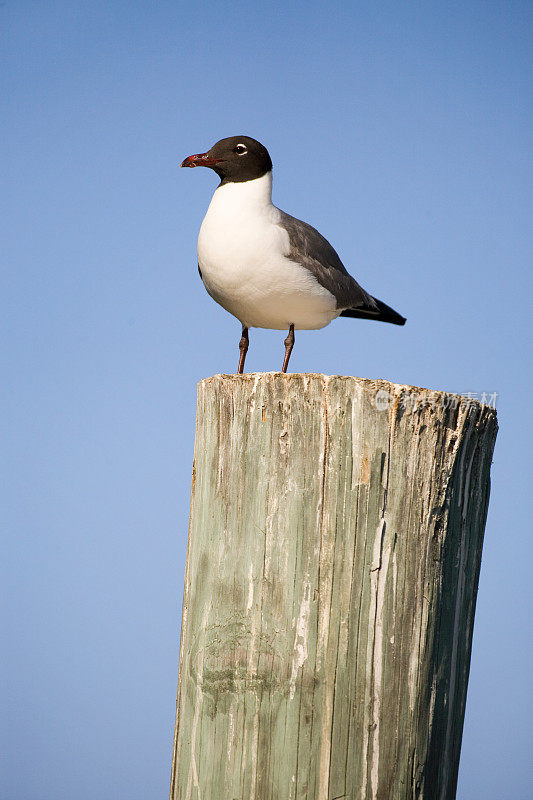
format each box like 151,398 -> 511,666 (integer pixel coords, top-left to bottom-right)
340,297 -> 406,326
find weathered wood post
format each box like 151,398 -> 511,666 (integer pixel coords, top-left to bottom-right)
170,373 -> 497,800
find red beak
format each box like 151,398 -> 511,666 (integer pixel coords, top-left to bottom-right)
180,152 -> 222,168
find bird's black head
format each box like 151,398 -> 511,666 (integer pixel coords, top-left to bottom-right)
181,136 -> 272,184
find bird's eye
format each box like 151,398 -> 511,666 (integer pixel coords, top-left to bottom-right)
234,144 -> 247,155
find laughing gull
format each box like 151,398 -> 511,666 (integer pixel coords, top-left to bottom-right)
181,136 -> 406,373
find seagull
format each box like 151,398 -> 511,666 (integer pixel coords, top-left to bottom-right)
181,136 -> 406,373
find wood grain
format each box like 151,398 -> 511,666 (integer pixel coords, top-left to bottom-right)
169,374 -> 497,800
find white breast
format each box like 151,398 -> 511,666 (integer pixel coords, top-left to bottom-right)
197,173 -> 339,330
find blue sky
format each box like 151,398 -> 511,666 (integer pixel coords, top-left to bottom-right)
2,1 -> 532,798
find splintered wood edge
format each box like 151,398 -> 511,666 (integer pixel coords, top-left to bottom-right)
198,373 -> 499,421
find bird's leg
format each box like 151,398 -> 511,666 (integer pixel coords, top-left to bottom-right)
282,324 -> 295,373
237,326 -> 249,374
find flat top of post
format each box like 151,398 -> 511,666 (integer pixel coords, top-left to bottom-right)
199,373 -> 498,420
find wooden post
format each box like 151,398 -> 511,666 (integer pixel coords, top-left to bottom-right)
169,374 -> 497,800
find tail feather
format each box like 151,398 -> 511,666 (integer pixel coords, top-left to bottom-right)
340,296 -> 406,326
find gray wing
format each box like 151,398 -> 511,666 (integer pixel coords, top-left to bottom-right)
277,210 -> 379,312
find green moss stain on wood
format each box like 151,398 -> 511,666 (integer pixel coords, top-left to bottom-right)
169,374 -> 497,800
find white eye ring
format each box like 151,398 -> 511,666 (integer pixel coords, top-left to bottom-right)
234,143 -> 247,155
